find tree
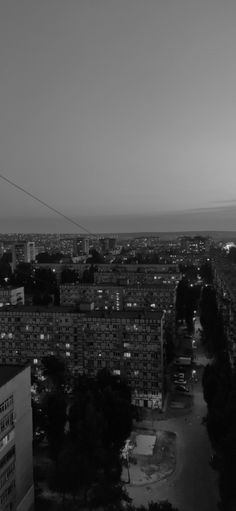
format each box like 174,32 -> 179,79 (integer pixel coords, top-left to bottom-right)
61,269 -> 79,284
67,370 -> 133,507
42,391 -> 67,461
42,355 -> 67,391
87,249 -> 104,264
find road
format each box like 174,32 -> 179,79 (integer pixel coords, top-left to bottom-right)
128,320 -> 219,511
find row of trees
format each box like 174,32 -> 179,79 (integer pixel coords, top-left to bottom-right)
200,283 -> 236,510
35,361 -> 133,509
34,357 -> 180,511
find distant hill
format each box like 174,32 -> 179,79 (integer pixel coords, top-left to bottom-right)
101,230 -> 236,241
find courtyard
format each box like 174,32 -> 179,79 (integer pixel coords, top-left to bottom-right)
121,428 -> 176,486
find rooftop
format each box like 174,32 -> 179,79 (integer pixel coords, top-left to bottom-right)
0,365 -> 28,387
0,305 -> 164,319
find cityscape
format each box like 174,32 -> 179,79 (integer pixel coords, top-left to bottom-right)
1,1 -> 236,510
0,232 -> 235,510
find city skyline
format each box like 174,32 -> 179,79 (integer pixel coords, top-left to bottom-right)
1,0 -> 236,233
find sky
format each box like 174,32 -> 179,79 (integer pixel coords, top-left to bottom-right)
1,0 -> 236,233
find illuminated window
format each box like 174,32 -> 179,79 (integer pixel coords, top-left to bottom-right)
33,359 -> 38,364
124,352 -> 131,358
40,334 -> 44,340
134,370 -> 139,376
113,369 -> 120,375
66,352 -> 70,357
65,343 -> 70,348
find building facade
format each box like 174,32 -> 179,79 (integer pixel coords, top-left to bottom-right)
0,288 -> 25,307
0,307 -> 165,409
12,243 -> 35,271
0,365 -> 34,511
60,282 -> 176,313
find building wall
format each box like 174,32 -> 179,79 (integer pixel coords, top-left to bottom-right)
0,366 -> 34,511
59,283 -> 176,313
0,287 -> 25,307
0,308 -> 165,408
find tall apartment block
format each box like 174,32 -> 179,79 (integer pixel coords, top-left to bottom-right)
60,282 -> 176,313
212,256 -> 236,367
0,307 -> 165,409
12,243 -> 36,271
74,238 -> 90,256
0,365 -> 34,511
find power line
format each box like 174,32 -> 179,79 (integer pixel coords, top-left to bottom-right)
0,172 -> 98,238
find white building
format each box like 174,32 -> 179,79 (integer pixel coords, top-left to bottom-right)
0,365 -> 34,510
0,288 -> 25,307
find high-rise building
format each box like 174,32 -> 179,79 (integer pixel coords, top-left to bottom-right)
12,243 -> 35,271
74,238 -> 90,256
0,365 -> 34,510
26,243 -> 36,264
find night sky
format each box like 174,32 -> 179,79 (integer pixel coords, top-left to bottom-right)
1,0 -> 236,233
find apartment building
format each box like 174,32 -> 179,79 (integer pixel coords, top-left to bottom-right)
0,365 -> 34,511
213,257 -> 236,366
80,310 -> 165,409
34,262 -> 181,285
12,243 -> 36,271
60,282 -> 176,313
0,288 -> 25,307
0,307 -> 165,409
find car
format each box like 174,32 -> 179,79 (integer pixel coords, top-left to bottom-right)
175,384 -> 189,392
172,373 -> 185,380
173,380 -> 187,385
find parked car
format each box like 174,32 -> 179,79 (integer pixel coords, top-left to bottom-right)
175,384 -> 189,392
172,373 -> 185,380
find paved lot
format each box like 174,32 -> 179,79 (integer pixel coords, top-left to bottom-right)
128,321 -> 219,511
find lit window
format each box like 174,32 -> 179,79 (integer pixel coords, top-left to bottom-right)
40,334 -> 44,340
124,352 -> 131,358
66,352 -> 70,357
8,333 -> 13,339
33,359 -> 38,364
1,333 -> 5,339
113,369 -> 120,375
26,325 -> 29,331
65,343 -> 70,348
134,370 -> 139,376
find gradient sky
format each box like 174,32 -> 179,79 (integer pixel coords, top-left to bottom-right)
1,0 -> 236,233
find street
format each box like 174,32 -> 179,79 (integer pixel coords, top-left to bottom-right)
128,319 -> 219,511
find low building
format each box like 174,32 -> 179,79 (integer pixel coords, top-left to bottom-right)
0,287 -> 25,307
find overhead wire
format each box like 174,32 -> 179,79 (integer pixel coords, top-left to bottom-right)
0,172 -> 99,239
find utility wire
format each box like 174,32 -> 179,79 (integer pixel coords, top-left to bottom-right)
0,172 -> 98,238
